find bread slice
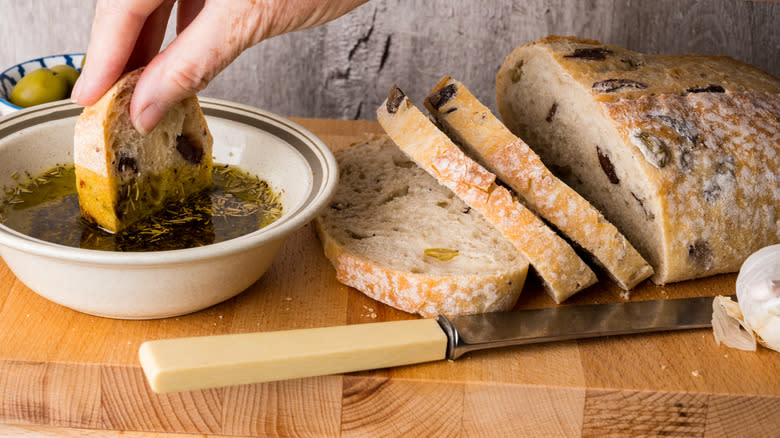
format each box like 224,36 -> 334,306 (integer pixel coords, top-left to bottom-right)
74,69 -> 214,232
424,76 -> 653,290
496,36 -> 780,284
314,135 -> 529,317
377,86 -> 597,303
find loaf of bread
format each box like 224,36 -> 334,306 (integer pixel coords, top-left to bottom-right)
496,36 -> 780,284
74,69 -> 213,232
314,135 -> 529,317
377,86 -> 597,303
425,76 -> 653,290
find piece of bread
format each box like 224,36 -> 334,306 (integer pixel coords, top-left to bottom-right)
377,86 -> 597,303
424,76 -> 653,291
496,36 -> 780,284
74,69 -> 213,232
314,135 -> 529,317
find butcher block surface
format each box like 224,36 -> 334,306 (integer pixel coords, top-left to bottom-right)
0,119 -> 778,437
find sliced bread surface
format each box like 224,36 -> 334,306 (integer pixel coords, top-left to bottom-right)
377,86 -> 597,303
314,135 -> 529,317
495,36 -> 780,284
74,69 -> 214,232
425,76 -> 653,290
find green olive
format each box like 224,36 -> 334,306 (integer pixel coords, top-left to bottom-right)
9,68 -> 69,108
50,64 -> 80,92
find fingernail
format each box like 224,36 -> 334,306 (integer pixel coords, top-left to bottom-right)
133,102 -> 168,136
70,78 -> 83,104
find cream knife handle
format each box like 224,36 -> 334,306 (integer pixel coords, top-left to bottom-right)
139,318 -> 447,393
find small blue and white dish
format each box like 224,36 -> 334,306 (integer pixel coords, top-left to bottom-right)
0,53 -> 84,116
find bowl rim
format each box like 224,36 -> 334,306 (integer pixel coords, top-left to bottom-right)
0,53 -> 86,111
0,98 -> 338,266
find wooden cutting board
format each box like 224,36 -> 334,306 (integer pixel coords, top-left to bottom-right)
0,118 -> 778,438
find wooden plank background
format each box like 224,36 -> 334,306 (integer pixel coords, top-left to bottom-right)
0,0 -> 777,120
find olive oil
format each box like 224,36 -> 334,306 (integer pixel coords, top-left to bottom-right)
0,164 -> 283,252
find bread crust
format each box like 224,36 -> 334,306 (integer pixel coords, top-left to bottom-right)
425,76 -> 653,290
496,36 -> 780,284
74,69 -> 213,232
377,86 -> 597,303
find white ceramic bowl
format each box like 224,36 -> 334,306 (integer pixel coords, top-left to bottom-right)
0,99 -> 338,319
0,53 -> 85,116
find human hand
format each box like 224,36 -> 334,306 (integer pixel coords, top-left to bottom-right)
72,0 -> 369,135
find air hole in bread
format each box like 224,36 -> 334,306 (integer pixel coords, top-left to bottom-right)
330,201 -> 348,211
379,186 -> 410,205
346,229 -> 372,240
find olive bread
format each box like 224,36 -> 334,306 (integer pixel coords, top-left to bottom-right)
74,69 -> 213,232
496,36 -> 780,284
378,86 -> 597,303
314,135 -> 529,317
425,76 -> 653,290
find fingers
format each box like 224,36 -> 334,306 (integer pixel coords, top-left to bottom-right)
130,1 -> 255,134
125,0 -> 176,72
76,0 -> 372,135
72,0 -> 171,105
176,0 -> 205,34
263,0 -> 371,37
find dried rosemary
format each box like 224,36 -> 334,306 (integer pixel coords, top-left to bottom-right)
0,163 -> 283,252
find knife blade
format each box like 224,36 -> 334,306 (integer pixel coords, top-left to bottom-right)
139,295 -> 727,393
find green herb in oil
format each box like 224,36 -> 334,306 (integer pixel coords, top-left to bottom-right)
0,164 -> 283,252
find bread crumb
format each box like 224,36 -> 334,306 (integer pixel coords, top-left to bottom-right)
660,364 -> 667,370
724,353 -> 729,359
370,313 -> 377,319
620,291 -> 630,300
218,315 -> 223,319
285,297 -> 293,301
691,370 -> 701,377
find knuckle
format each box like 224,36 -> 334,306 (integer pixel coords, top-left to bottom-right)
164,60 -> 210,95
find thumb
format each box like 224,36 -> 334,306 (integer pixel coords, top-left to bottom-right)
129,2 -> 260,134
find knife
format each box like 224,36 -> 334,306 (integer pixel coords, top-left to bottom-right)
139,295 -> 725,393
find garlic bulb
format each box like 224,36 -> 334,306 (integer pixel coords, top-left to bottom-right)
712,244 -> 780,352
